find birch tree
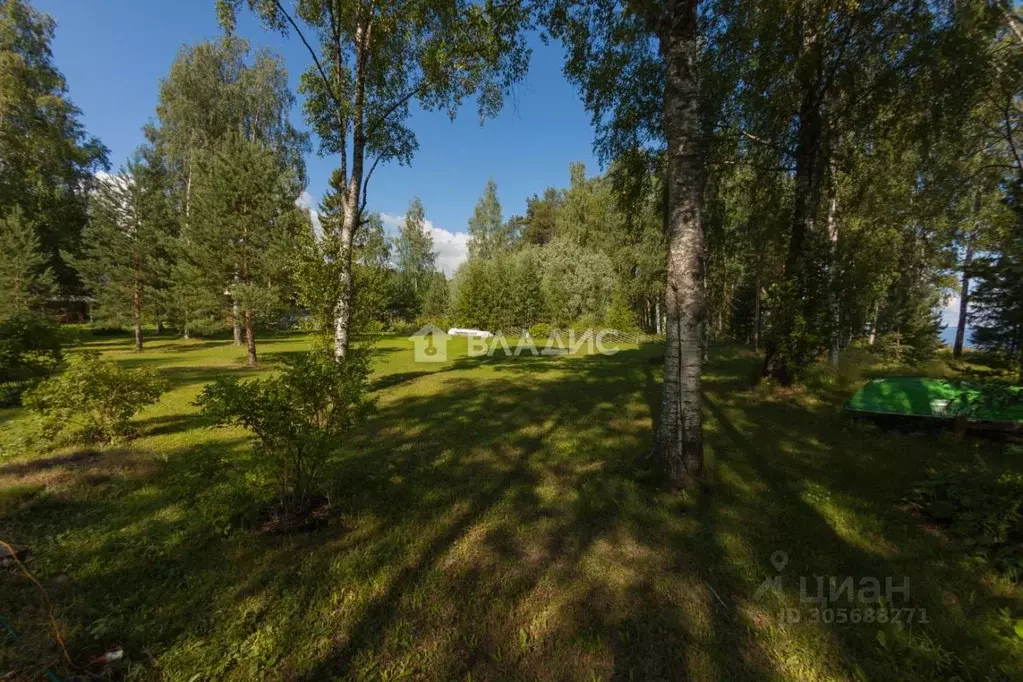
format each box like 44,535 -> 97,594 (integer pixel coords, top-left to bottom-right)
543,0 -> 706,488
216,0 -> 530,358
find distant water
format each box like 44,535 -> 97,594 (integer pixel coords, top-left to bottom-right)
939,324 -> 972,348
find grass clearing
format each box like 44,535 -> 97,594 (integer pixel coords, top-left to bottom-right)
2,333 -> 1023,680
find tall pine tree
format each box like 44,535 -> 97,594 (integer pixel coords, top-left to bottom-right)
187,133 -> 304,367
74,150 -> 174,350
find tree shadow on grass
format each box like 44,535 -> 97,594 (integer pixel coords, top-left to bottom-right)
698,372 -> 1023,680
3,344 -> 1022,680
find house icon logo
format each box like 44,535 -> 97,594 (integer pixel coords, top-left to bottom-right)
410,324 -> 448,363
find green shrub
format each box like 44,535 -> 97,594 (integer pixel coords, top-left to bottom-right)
529,322 -> 552,340
570,314 -> 600,334
604,291 -> 639,333
24,352 -> 167,444
873,332 -> 909,365
0,311 -> 64,405
195,351 -> 375,511
908,468 -> 1023,581
415,315 -> 450,333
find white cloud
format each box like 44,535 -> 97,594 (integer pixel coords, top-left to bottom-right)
380,212 -> 469,277
296,190 -> 322,236
940,294 -> 961,328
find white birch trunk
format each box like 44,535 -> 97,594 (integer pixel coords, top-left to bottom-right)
656,0 -> 704,488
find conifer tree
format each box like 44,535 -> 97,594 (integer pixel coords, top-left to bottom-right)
74,151 -> 174,350
187,133 -> 303,366
0,0 -> 108,294
0,206 -> 54,320
394,197 -> 437,318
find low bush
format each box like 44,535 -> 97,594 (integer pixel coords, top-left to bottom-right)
908,465 -> 1023,581
23,352 -> 167,444
604,291 -> 639,333
414,315 -> 451,333
196,350 -> 375,511
0,311 -> 64,405
528,322 -> 552,340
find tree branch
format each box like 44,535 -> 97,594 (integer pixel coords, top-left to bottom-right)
358,153 -> 383,218
271,0 -> 343,116
364,80 -> 430,142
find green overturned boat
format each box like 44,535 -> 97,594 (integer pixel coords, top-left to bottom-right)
846,377 -> 1023,432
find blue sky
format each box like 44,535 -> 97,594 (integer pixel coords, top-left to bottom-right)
35,0 -> 601,274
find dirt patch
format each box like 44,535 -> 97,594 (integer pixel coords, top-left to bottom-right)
255,496 -> 336,535
0,448 -> 102,476
895,501 -> 950,542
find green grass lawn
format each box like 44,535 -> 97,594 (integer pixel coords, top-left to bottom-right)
2,333 -> 1022,680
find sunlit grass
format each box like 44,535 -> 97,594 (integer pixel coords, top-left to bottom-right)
1,333 -> 1021,680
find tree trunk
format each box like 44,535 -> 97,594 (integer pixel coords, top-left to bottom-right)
953,193 -> 980,359
655,0 -> 704,489
232,297 -> 242,346
332,18 -> 372,361
133,280 -> 143,352
333,199 -> 357,359
868,303 -> 878,345
953,236 -> 975,359
827,168 -> 840,367
1017,324 -> 1023,384
753,271 -> 762,352
763,16 -> 826,384
183,155 -> 193,342
244,305 -> 257,367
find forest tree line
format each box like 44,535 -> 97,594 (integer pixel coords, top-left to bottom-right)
4,0 -> 1023,486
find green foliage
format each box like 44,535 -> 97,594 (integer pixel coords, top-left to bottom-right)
218,0 -> 529,172
971,187 -> 1023,371
0,206 -> 54,319
154,37 -> 308,185
72,149 -> 175,339
452,235 -> 617,331
0,0 -> 108,294
909,468 -> 1023,582
467,178 -> 515,260
187,133 -> 304,328
196,350 -> 375,509
23,352 -> 167,444
152,36 -> 309,338
604,289 -> 638,332
539,237 -> 616,327
0,311 -> 63,405
528,322 -> 553,340
422,272 -> 451,321
393,197 -> 438,319
872,332 -> 911,366
522,187 -> 561,246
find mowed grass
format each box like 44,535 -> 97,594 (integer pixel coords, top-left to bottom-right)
2,333 -> 1023,681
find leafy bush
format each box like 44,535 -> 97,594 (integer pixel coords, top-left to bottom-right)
0,311 -> 64,405
415,315 -> 450,333
604,290 -> 639,333
24,352 -> 167,444
196,351 -> 375,511
529,322 -> 552,340
908,468 -> 1023,581
570,314 -> 600,334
